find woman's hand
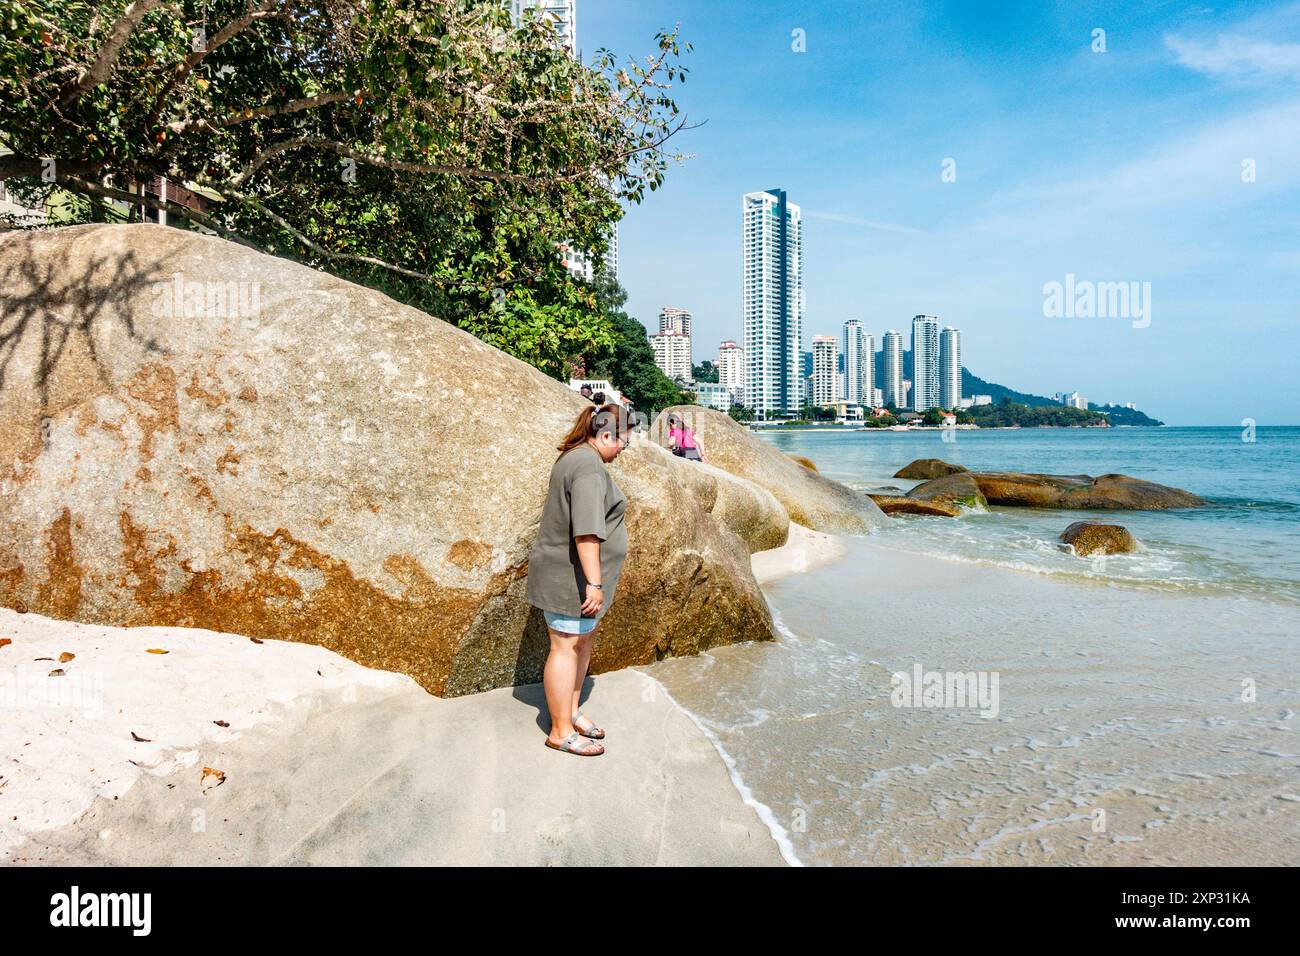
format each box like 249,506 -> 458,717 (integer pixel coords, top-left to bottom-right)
574,534 -> 603,615
581,583 -> 604,616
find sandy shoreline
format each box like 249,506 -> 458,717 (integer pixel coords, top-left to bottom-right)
0,528 -> 829,865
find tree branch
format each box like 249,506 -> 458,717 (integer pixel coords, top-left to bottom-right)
56,0 -> 166,107
166,91 -> 355,135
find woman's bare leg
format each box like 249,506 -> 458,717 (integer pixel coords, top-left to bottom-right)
544,627 -> 602,751
571,631 -> 595,718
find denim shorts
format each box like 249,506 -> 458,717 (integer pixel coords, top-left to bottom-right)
544,610 -> 599,635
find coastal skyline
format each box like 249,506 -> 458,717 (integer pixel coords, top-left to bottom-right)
584,1 -> 1300,426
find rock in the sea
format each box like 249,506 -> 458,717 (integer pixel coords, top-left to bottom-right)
651,406 -> 886,534
1059,521 -> 1138,556
971,472 -> 1205,510
788,454 -> 819,473
867,495 -> 961,518
893,458 -> 968,480
908,473 -> 988,511
0,224 -> 777,696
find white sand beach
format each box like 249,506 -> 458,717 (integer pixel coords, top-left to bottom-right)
0,601 -> 788,865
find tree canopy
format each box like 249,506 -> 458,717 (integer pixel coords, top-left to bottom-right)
0,0 -> 694,377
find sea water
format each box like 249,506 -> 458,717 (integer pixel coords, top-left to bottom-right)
764,425 -> 1300,605
637,426 -> 1300,866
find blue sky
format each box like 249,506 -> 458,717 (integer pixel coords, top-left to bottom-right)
582,0 -> 1300,425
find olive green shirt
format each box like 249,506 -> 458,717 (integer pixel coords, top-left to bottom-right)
525,443 -> 629,620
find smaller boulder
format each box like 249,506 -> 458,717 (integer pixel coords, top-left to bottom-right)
868,495 -> 961,518
894,458 -> 969,480
788,454 -> 819,473
908,472 -> 988,511
1059,521 -> 1138,556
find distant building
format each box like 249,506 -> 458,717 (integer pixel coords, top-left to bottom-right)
959,394 -> 992,409
1055,391 -> 1087,410
842,321 -> 863,403
691,381 -> 733,412
881,330 -> 904,408
743,188 -> 803,419
871,387 -> 883,408
939,326 -> 962,411
651,330 -> 692,381
812,335 -> 839,406
842,319 -> 871,406
911,315 -> 940,410
717,340 -> 745,406
659,306 -> 693,367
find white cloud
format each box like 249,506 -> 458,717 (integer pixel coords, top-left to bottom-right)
1165,33 -> 1300,81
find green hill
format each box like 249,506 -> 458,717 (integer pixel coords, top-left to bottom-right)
871,350 -> 1163,425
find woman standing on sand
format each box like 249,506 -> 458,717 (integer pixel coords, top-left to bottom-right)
525,403 -> 630,756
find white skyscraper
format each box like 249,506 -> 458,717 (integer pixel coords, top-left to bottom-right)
842,319 -> 865,404
650,330 -> 692,382
812,335 -> 839,406
659,306 -> 693,368
718,339 -> 745,407
882,330 -> 904,408
861,332 -> 875,406
659,306 -> 692,336
910,314 -> 940,411
939,326 -> 962,411
743,189 -> 803,419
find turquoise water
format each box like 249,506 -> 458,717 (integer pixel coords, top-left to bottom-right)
757,426 -> 1300,605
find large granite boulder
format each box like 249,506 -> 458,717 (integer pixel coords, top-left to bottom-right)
651,406 -> 886,534
908,473 -> 988,511
970,472 -> 1205,510
1059,521 -> 1138,556
0,224 -> 776,697
893,458 -> 968,480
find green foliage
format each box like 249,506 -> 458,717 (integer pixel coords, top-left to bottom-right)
0,0 -> 693,377
692,360 -> 718,383
1091,404 -> 1164,426
967,400 -> 1109,428
727,404 -> 754,423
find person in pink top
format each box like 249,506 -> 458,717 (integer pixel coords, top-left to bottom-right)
666,413 -> 705,462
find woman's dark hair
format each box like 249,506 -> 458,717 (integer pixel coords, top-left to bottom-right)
592,390 -> 606,404
557,403 -> 626,454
